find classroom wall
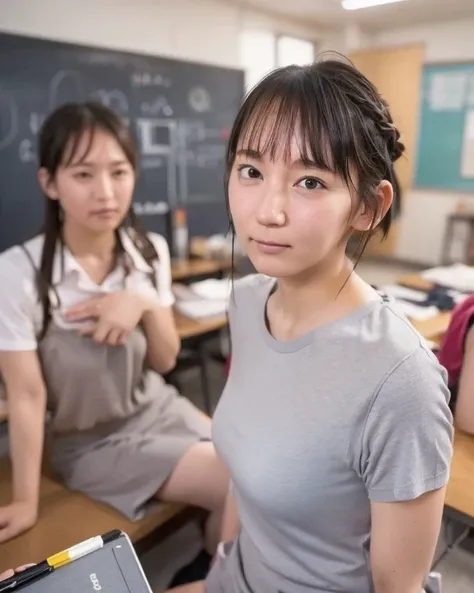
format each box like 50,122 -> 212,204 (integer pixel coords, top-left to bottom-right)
0,0 -> 322,68
371,20 -> 474,266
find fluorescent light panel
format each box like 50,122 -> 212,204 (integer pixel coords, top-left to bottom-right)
342,0 -> 408,10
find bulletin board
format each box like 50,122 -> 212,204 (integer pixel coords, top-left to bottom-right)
415,62 -> 474,192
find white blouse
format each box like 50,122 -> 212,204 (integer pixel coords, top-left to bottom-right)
0,230 -> 175,351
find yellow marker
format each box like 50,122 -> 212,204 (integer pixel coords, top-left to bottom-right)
47,536 -> 104,569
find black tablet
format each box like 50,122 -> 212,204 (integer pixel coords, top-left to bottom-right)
1,530 -> 152,593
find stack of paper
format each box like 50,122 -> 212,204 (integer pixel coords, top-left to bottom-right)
422,264 -> 474,293
173,279 -> 231,319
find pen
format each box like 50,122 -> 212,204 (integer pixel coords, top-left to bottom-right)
0,530 -> 121,592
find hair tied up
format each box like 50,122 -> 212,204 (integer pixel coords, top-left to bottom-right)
387,125 -> 405,163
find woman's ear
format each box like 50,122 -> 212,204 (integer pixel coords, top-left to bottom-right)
351,180 -> 394,233
38,168 -> 59,200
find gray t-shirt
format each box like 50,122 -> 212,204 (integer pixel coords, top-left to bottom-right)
212,274 -> 453,593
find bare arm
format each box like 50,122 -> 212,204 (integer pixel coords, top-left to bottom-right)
220,486 -> 240,543
454,325 -> 474,434
0,350 -> 46,542
0,351 -> 46,505
370,488 -> 445,593
141,300 -> 181,375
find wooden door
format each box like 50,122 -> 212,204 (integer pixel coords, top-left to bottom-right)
350,44 -> 425,257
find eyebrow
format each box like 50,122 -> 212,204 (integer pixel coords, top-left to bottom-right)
69,159 -> 130,168
236,148 -> 326,170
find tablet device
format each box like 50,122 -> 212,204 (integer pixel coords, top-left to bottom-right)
0,530 -> 152,593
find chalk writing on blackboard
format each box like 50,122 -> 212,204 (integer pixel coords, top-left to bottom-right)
92,89 -> 129,114
0,88 -> 18,150
188,87 -> 211,113
133,201 -> 169,215
49,70 -> 85,109
131,73 -> 172,88
19,139 -> 35,163
141,97 -> 173,117
29,113 -> 45,136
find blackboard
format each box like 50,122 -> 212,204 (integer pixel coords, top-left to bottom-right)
415,62 -> 474,192
0,33 -> 244,252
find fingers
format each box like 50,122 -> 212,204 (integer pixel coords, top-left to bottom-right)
79,323 -> 127,346
16,564 -> 35,572
0,569 -> 14,581
65,297 -> 103,321
107,329 -> 126,346
0,565 -> 35,582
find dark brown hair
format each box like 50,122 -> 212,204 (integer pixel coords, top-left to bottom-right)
225,56 -> 404,265
36,101 -> 158,339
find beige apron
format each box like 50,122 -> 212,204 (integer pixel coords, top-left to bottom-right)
23,248 -> 211,520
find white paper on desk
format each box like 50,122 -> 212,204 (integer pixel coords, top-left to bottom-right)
175,299 -> 227,319
190,279 -> 232,301
422,264 -> 474,293
380,284 -> 427,302
393,300 -> 440,321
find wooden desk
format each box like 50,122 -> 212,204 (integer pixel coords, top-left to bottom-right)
174,312 -> 227,340
171,258 -> 232,281
397,274 -> 435,292
445,431 -> 474,524
409,311 -> 452,343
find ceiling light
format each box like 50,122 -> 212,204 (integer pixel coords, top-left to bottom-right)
342,0 -> 408,10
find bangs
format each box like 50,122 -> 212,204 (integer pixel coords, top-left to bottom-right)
62,125 -> 97,167
227,65 -> 360,190
39,102 -> 138,175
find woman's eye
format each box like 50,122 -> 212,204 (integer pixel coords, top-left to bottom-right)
296,177 -> 325,190
113,169 -> 127,178
238,165 -> 262,180
75,171 -> 91,180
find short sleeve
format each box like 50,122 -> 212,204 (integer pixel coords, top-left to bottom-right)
148,233 -> 175,307
360,346 -> 453,502
0,251 -> 38,351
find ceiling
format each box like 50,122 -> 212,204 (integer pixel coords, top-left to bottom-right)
232,0 -> 474,31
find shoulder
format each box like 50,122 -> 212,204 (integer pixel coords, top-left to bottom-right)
231,274 -> 273,303
377,343 -> 449,407
146,232 -> 170,258
0,235 -> 44,280
356,299 -> 439,376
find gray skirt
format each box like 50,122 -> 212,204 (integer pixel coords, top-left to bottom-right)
49,385 -> 211,521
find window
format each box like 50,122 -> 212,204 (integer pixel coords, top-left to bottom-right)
238,29 -> 276,92
239,31 -> 316,92
277,35 -> 315,67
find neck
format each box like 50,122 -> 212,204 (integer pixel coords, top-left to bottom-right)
274,253 -> 360,323
62,221 -> 117,260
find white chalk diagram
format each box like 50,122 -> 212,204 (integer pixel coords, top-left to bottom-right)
141,97 -> 173,117
0,89 -> 18,151
136,118 -> 179,209
49,70 -> 85,110
92,89 -> 129,113
19,139 -> 35,163
188,87 -> 211,113
29,112 -> 45,136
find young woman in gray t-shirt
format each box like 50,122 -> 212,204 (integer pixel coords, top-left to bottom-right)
170,59 -> 453,593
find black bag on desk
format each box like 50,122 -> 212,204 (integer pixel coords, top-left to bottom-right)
0,531 -> 152,593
